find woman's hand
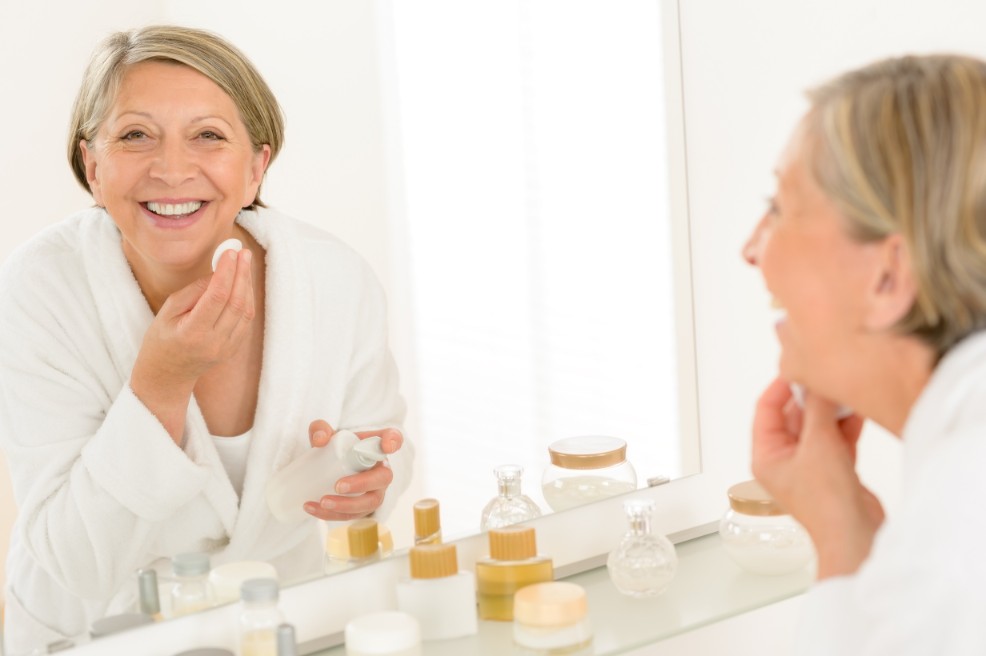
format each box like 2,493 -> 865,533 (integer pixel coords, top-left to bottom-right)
751,376 -> 884,579
130,249 -> 255,441
302,419 -> 404,521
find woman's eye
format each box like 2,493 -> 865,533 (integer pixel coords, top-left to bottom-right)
199,131 -> 225,140
121,130 -> 146,141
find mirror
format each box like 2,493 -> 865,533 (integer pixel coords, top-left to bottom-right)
0,0 -> 695,650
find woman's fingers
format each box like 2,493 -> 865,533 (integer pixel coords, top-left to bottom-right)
186,248 -> 238,329
212,249 -> 255,338
303,489 -> 385,521
356,427 -> 403,454
309,420 -> 336,447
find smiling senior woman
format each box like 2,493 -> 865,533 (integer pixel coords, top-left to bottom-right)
744,54 -> 986,654
0,25 -> 410,652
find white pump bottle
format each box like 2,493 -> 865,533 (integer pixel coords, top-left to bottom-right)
266,430 -> 387,523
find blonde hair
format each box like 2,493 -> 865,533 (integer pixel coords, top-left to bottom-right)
68,25 -> 284,208
805,54 -> 986,357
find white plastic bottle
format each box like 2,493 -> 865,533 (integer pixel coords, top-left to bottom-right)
239,578 -> 285,656
266,430 -> 388,523
396,544 -> 478,640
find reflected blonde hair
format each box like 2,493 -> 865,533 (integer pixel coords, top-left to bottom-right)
805,54 -> 986,357
68,25 -> 284,208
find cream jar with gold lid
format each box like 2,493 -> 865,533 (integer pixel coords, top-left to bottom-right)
513,581 -> 592,654
542,436 -> 637,512
718,480 -> 815,575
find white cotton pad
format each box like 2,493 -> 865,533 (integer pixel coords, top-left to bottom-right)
211,238 -> 243,272
790,383 -> 852,419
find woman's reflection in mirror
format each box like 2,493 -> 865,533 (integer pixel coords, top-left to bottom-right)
0,25 -> 411,654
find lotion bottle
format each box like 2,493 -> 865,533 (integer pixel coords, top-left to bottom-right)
266,430 -> 387,523
170,552 -> 213,617
475,525 -> 553,621
239,578 -> 284,656
396,544 -> 478,640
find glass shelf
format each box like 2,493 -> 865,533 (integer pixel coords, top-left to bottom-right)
311,532 -> 812,655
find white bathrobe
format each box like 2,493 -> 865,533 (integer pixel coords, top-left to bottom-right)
0,207 -> 411,654
796,331 -> 986,654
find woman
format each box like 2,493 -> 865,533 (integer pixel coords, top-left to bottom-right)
744,54 -> 986,653
0,26 -> 410,652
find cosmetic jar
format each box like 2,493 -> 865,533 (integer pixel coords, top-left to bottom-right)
345,610 -> 422,656
542,436 -> 637,511
513,582 -> 592,653
209,560 -> 279,605
718,480 -> 814,575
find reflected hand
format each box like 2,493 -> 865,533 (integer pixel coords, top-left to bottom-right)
751,376 -> 884,579
302,419 -> 403,521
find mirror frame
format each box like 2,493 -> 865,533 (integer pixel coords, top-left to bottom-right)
58,1 -> 755,653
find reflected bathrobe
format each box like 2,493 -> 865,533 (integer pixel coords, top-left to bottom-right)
0,207 -> 411,654
796,331 -> 986,654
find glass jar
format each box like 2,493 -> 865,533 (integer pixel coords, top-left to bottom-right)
170,552 -> 213,617
542,436 -> 637,512
480,465 -> 542,530
513,582 -> 593,654
607,498 -> 677,597
239,578 -> 285,656
718,480 -> 815,575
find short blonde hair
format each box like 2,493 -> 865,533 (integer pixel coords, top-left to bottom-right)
68,25 -> 284,208
805,54 -> 986,358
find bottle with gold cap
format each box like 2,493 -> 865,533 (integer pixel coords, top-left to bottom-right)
718,480 -> 814,575
347,519 -> 382,566
475,525 -> 553,621
395,543 -> 478,640
324,521 -> 393,574
541,436 -> 637,512
479,464 -> 542,530
413,498 -> 442,545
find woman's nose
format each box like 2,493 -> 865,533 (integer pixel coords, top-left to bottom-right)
149,138 -> 196,186
742,215 -> 767,266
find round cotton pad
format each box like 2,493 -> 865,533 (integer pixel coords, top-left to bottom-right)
211,238 -> 243,272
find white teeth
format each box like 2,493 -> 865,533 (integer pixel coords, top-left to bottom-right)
147,201 -> 203,216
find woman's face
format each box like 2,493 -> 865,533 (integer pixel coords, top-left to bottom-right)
80,60 -> 270,280
743,125 -> 885,395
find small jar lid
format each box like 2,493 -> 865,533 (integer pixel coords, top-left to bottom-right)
489,525 -> 537,561
172,552 -> 210,577
409,543 -> 458,579
513,582 -> 587,628
413,498 -> 441,537
548,436 -> 627,470
727,480 -> 787,517
90,612 -> 153,637
345,610 -> 421,654
348,519 -> 381,558
240,577 -> 279,603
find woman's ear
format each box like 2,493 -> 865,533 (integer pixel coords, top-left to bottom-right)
863,233 -> 917,331
79,140 -> 104,207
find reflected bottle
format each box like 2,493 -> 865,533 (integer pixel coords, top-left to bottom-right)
413,498 -> 442,545
170,552 -> 213,616
480,465 -> 542,530
607,498 -> 677,598
137,568 -> 163,621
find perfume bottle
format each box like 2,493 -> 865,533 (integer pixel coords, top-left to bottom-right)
607,499 -> 677,598
480,465 -> 542,530
413,498 -> 442,545
475,525 -> 553,621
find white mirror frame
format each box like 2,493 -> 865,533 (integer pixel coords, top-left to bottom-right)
59,1 -> 754,653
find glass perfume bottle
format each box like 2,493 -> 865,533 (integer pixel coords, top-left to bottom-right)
607,499 -> 677,598
480,465 -> 542,530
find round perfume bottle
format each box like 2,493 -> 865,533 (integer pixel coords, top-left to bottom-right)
719,480 -> 814,575
480,465 -> 543,530
606,498 -> 677,598
542,436 -> 637,512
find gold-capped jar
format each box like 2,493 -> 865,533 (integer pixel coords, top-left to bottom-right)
541,436 -> 637,512
718,480 -> 814,575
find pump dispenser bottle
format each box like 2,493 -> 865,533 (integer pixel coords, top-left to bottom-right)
396,544 -> 478,640
476,526 -> 553,620
480,465 -> 542,530
266,430 -> 388,523
413,498 -> 442,545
